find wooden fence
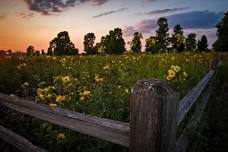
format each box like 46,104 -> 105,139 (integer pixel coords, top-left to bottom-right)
0,58 -> 220,152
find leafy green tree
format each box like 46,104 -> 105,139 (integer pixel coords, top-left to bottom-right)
186,33 -> 197,51
95,36 -> 106,55
26,45 -> 35,56
84,33 -> 97,54
198,35 -> 208,51
101,28 -> 126,54
145,36 -> 159,53
41,49 -> 45,55
156,17 -> 169,51
171,24 -> 185,52
130,32 -> 143,53
213,11 -> 228,51
48,31 -> 78,55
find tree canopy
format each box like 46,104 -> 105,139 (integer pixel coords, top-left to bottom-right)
48,31 -> 78,55
156,17 -> 169,51
198,35 -> 208,51
130,32 -> 143,53
186,33 -> 197,51
84,33 -> 97,54
213,11 -> 228,51
171,24 -> 185,52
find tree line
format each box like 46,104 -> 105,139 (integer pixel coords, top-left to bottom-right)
26,11 -> 228,56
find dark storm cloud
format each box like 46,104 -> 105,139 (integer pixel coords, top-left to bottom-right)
168,11 -> 223,29
145,7 -> 189,15
23,0 -> 109,15
124,10 -> 223,36
92,8 -> 128,18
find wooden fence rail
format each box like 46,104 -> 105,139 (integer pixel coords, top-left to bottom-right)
0,58 -> 220,152
0,125 -> 47,152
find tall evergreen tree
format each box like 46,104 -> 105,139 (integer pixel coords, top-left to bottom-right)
198,35 -> 208,51
130,32 -> 143,53
171,24 -> 185,52
156,17 -> 169,51
213,11 -> 228,51
186,33 -> 197,51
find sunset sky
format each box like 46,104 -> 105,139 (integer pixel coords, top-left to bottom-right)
0,0 -> 227,53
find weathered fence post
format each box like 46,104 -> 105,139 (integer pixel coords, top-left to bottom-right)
130,79 -> 179,152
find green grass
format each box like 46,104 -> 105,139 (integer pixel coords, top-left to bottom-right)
0,52 -> 219,152
188,54 -> 228,152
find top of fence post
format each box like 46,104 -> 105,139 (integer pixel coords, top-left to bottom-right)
130,79 -> 179,152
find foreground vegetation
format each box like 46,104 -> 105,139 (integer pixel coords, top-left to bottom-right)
0,52 -> 219,152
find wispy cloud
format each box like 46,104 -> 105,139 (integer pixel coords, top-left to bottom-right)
16,12 -> 34,19
22,0 -> 110,15
145,7 -> 189,15
92,7 -> 128,19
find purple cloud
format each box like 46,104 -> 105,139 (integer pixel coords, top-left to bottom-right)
124,11 -> 223,36
92,8 -> 128,18
23,0 -> 109,15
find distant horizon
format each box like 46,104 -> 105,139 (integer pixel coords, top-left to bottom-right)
0,0 -> 227,52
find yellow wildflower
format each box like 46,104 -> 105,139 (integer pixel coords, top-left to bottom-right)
103,64 -> 110,70
56,95 -> 65,103
95,74 -> 103,82
166,75 -> 175,81
171,65 -> 181,73
57,133 -> 65,140
168,69 -> 176,77
183,71 -> 188,77
80,96 -> 85,101
62,76 -> 70,82
83,91 -> 91,96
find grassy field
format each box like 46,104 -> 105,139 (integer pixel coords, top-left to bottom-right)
0,52 -> 219,152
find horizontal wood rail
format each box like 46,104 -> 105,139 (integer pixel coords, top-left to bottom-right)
0,93 -> 129,147
178,69 -> 215,126
0,125 -> 47,152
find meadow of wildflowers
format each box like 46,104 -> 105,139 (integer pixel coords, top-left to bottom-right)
0,52 -> 218,152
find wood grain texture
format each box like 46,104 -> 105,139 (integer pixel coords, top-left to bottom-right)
178,70 -> 215,126
130,79 -> 178,152
0,93 -> 129,147
0,125 -> 48,152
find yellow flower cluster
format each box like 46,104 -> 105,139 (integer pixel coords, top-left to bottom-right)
94,74 -> 103,82
17,63 -> 27,70
79,90 -> 91,101
166,65 -> 181,81
56,95 -> 65,103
